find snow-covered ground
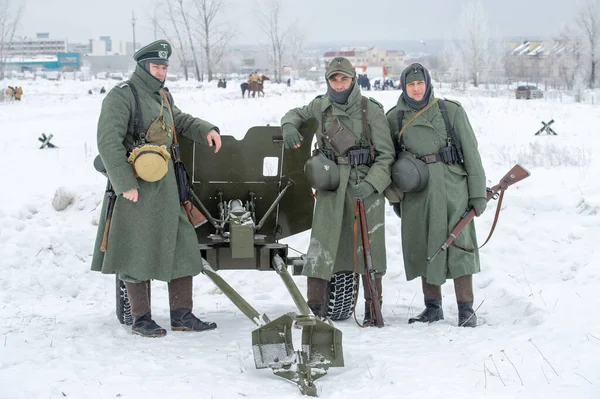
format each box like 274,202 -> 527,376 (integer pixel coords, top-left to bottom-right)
1,78 -> 599,399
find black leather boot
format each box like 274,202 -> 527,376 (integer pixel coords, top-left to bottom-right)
457,302 -> 477,327
132,313 -> 167,337
170,310 -> 217,331
408,299 -> 444,324
307,277 -> 330,318
363,299 -> 384,326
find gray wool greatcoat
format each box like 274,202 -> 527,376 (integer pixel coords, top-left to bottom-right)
91,66 -> 219,283
386,94 -> 486,286
281,83 -> 395,281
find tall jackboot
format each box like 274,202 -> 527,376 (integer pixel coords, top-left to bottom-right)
169,276 -> 217,331
362,275 -> 383,326
306,277 -> 330,318
454,275 -> 477,327
408,277 -> 444,324
125,281 -> 166,338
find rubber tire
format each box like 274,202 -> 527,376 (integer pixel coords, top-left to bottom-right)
115,273 -> 133,326
326,272 -> 359,321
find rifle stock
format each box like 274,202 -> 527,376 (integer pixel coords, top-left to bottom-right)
100,182 -> 116,253
358,200 -> 384,327
183,200 -> 207,228
427,164 -> 530,264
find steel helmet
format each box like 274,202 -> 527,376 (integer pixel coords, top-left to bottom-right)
391,151 -> 429,192
304,151 -> 340,191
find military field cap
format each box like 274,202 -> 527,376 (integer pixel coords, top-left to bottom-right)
326,57 -> 356,79
134,39 -> 172,66
127,144 -> 171,182
404,63 -> 426,84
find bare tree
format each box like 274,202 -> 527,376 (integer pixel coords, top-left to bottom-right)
574,0 -> 600,88
285,25 -> 305,72
0,0 -> 24,80
256,0 -> 294,83
177,0 -> 202,81
559,26 -> 585,92
192,0 -> 235,81
456,0 -> 490,87
154,0 -> 190,80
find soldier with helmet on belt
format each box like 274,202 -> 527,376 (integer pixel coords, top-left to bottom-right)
385,63 -> 486,327
91,39 -> 222,337
281,57 -> 395,326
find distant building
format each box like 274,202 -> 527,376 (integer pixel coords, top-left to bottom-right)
4,52 -> 80,72
504,40 -> 572,87
323,47 -> 406,76
6,33 -> 67,57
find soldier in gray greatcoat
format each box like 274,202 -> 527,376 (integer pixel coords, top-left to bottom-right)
386,63 -> 487,327
281,57 -> 395,325
91,39 -> 222,337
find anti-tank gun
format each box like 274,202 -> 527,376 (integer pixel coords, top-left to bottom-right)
115,119 -> 344,397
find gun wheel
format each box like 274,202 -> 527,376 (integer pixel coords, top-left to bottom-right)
326,272 -> 359,321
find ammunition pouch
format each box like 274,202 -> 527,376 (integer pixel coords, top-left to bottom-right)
348,147 -> 374,166
419,145 -> 464,165
318,146 -> 373,166
322,119 -> 357,155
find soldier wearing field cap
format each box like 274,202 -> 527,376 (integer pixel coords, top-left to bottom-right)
91,39 -> 222,337
280,57 -> 395,326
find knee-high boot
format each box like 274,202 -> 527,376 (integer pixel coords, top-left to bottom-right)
408,277 -> 444,324
169,276 -> 217,332
361,275 -> 383,326
454,275 -> 477,327
306,277 -> 330,318
124,281 -> 166,338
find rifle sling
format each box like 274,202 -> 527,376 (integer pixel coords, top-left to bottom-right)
452,190 -> 505,252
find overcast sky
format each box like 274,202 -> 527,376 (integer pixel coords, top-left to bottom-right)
20,0 -> 577,46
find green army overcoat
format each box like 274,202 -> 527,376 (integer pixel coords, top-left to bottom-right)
281,83 -> 395,281
386,94 -> 486,285
91,66 -> 218,282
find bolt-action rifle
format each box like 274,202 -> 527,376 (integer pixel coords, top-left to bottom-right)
427,164 -> 531,264
357,199 -> 384,327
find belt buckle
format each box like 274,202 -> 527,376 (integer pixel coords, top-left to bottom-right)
422,154 -> 436,164
337,156 -> 349,165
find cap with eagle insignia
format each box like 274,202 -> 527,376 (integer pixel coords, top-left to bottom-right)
134,39 -> 172,66
325,57 -> 355,79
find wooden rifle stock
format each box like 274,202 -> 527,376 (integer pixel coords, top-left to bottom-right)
427,164 -> 530,264
100,182 -> 117,253
183,200 -> 207,228
358,200 -> 384,327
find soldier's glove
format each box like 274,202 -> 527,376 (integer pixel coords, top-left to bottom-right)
353,181 -> 375,200
391,202 -> 401,218
282,124 -> 303,149
468,197 -> 487,217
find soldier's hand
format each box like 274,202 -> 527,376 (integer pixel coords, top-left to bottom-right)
282,124 -> 303,149
391,202 -> 401,218
123,188 -> 138,203
352,181 -> 375,200
207,129 -> 221,153
468,197 -> 487,217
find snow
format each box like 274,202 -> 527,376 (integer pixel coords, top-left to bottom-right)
1,78 -> 599,399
